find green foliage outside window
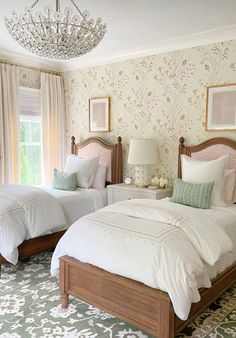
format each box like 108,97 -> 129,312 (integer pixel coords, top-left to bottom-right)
19,118 -> 42,185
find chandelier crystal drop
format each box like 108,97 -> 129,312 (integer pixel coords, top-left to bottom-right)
5,0 -> 107,60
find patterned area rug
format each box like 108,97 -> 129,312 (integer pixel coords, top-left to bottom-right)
0,252 -> 235,338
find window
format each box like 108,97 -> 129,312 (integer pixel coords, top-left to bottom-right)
19,88 -> 42,185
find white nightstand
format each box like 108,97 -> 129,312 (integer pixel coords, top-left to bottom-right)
107,183 -> 172,205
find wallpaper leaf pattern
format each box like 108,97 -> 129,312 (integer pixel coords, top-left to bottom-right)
19,68 -> 40,89
64,39 -> 236,179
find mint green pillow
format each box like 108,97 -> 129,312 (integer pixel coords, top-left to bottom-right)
52,169 -> 77,191
171,179 -> 214,209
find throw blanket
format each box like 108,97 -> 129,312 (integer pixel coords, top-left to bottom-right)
0,185 -> 66,264
51,199 -> 233,320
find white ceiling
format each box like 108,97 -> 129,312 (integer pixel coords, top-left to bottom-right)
0,0 -> 236,72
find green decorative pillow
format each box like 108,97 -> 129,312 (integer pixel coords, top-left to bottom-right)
52,169 -> 77,191
171,178 -> 214,209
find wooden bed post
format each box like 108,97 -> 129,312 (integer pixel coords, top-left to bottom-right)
112,136 -> 123,184
0,256 -> 6,269
178,137 -> 185,178
159,300 -> 175,338
71,136 -> 76,155
59,258 -> 69,309
116,136 -> 123,183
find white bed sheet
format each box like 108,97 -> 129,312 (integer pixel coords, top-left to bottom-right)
0,184 -> 107,265
42,187 -> 107,227
197,204 -> 236,285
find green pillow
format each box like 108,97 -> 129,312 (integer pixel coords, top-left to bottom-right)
171,178 -> 214,209
52,169 -> 77,191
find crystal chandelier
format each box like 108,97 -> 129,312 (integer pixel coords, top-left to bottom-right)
5,0 -> 107,60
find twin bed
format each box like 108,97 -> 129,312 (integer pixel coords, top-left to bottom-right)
0,136 -> 123,266
51,136 -> 236,338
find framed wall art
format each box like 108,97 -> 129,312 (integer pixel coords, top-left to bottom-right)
89,97 -> 110,132
206,83 -> 236,131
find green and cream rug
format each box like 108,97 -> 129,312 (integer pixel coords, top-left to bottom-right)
0,252 -> 235,338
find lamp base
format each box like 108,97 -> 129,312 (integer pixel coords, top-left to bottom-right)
133,165 -> 150,188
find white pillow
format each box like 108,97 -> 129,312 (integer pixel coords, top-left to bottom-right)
64,155 -> 98,189
223,170 -> 236,204
92,165 -> 107,189
181,154 -> 229,207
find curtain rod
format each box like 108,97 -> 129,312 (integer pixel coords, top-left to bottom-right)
0,59 -> 62,76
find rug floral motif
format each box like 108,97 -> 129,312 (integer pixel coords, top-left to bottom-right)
0,252 -> 235,338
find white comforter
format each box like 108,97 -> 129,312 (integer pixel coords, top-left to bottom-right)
0,184 -> 66,264
51,199 -> 233,320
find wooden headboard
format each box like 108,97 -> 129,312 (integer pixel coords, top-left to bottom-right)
178,136 -> 236,178
71,136 -> 123,184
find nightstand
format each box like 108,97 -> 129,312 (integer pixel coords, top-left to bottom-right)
107,183 -> 172,205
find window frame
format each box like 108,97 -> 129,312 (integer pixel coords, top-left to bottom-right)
19,87 -> 42,185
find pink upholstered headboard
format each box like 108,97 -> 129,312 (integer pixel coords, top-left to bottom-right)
71,136 -> 123,184
178,137 -> 236,178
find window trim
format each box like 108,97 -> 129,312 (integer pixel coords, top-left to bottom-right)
19,87 -> 42,185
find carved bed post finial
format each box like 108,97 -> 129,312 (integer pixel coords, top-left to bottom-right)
71,136 -> 76,155
179,137 -> 185,146
113,136 -> 123,183
178,137 -> 185,179
117,136 -> 122,144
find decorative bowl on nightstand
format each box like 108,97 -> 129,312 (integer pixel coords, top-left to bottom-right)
124,177 -> 132,185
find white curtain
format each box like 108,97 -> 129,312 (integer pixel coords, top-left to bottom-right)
0,64 -> 19,184
41,73 -> 66,185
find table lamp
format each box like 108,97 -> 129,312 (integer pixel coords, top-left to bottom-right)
127,138 -> 158,187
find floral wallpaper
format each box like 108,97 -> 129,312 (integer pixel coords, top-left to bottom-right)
19,67 -> 40,89
64,39 -> 236,179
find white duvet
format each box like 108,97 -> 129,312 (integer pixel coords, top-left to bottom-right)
0,184 -> 66,264
51,199 -> 233,320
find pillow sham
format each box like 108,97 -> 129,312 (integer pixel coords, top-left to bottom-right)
64,155 -> 98,189
181,154 -> 229,207
171,178 -> 214,209
52,169 -> 77,191
223,169 -> 236,204
92,164 -> 107,189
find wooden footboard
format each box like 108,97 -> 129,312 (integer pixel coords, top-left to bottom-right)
59,255 -> 236,338
0,230 -> 66,267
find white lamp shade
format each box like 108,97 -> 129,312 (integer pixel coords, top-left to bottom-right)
127,138 -> 158,165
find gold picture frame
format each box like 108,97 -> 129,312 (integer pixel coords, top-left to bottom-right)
89,97 -> 110,132
206,83 -> 236,131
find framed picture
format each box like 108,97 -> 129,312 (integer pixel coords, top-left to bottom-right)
206,83 -> 236,131
89,97 -> 110,132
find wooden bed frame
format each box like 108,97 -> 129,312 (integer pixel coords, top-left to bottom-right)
0,136 -> 123,267
59,136 -> 236,338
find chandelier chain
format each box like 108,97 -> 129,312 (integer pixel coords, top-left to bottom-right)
56,0 -> 61,12
70,0 -> 83,17
30,0 -> 40,10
